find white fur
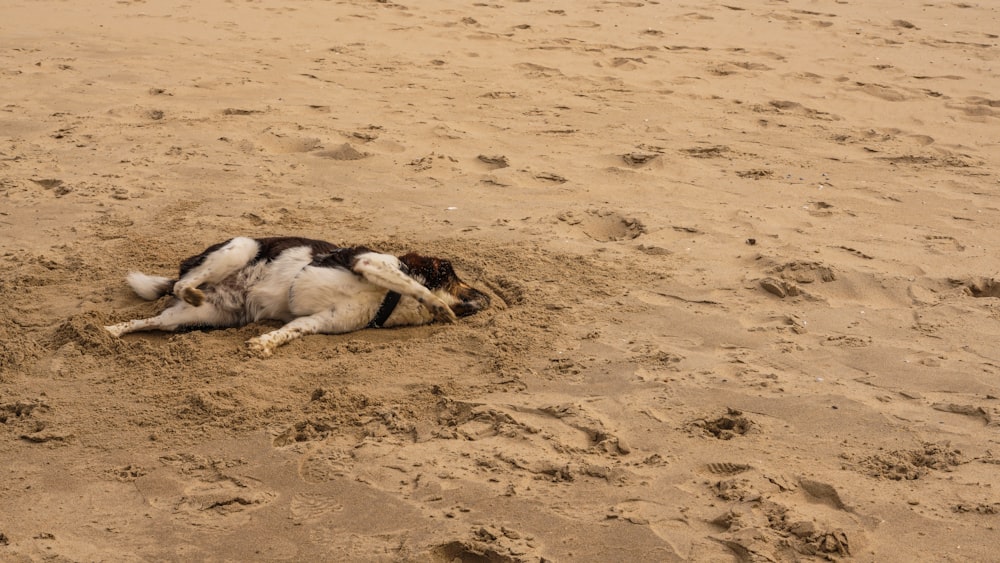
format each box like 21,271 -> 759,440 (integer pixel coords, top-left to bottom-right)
104,240 -> 475,357
242,252 -> 456,356
244,246 -> 315,322
125,272 -> 172,301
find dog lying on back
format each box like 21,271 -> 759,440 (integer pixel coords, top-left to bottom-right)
105,236 -> 490,356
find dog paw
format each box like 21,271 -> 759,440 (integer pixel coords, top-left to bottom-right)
105,324 -> 125,338
427,301 -> 457,324
246,337 -> 274,358
174,283 -> 205,307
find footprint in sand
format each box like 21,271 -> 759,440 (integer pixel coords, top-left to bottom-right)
713,504 -> 854,559
923,234 -> 965,253
137,464 -> 275,530
760,260 -> 835,298
256,131 -> 322,154
962,277 -> 1000,298
691,409 -> 754,440
313,143 -> 369,160
272,420 -> 337,447
222,107 -> 263,116
607,57 -> 646,70
705,462 -> 752,476
680,144 -> 730,158
852,82 -> 915,102
296,444 -> 352,484
557,209 -> 645,242
534,403 -> 631,455
736,168 -> 773,179
765,100 -> 840,120
950,96 -> 1000,118
290,492 -> 344,523
854,442 -> 965,480
621,151 -> 659,166
176,480 -> 275,519
30,178 -> 73,197
772,260 -> 837,284
428,526 -> 538,563
799,478 -> 851,511
515,62 -> 563,79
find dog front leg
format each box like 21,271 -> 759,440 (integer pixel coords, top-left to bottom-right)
352,254 -> 457,323
247,310 -> 342,357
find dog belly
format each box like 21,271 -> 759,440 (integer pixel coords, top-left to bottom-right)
287,266 -> 385,320
243,248 -> 313,322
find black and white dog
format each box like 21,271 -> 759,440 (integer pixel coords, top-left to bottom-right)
105,237 -> 490,356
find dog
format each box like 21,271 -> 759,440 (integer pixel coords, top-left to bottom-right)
104,236 -> 490,356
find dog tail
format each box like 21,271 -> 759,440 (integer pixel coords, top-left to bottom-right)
126,272 -> 175,300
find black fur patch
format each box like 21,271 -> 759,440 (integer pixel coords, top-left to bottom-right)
179,237 -> 345,278
309,246 -> 375,270
255,237 -> 342,263
397,253 -> 456,289
178,238 -> 234,278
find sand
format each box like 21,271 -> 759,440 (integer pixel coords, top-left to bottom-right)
2,0 -> 999,561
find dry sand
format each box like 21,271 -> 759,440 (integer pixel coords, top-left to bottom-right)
2,0 -> 1000,561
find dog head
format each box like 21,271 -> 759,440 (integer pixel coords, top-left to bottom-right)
398,253 -> 491,317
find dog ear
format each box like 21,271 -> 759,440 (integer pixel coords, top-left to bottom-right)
398,253 -> 454,289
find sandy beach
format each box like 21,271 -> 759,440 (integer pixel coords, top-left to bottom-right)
2,0 -> 1000,560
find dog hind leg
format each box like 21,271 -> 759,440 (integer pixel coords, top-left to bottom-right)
174,237 -> 260,307
105,301 -> 231,337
